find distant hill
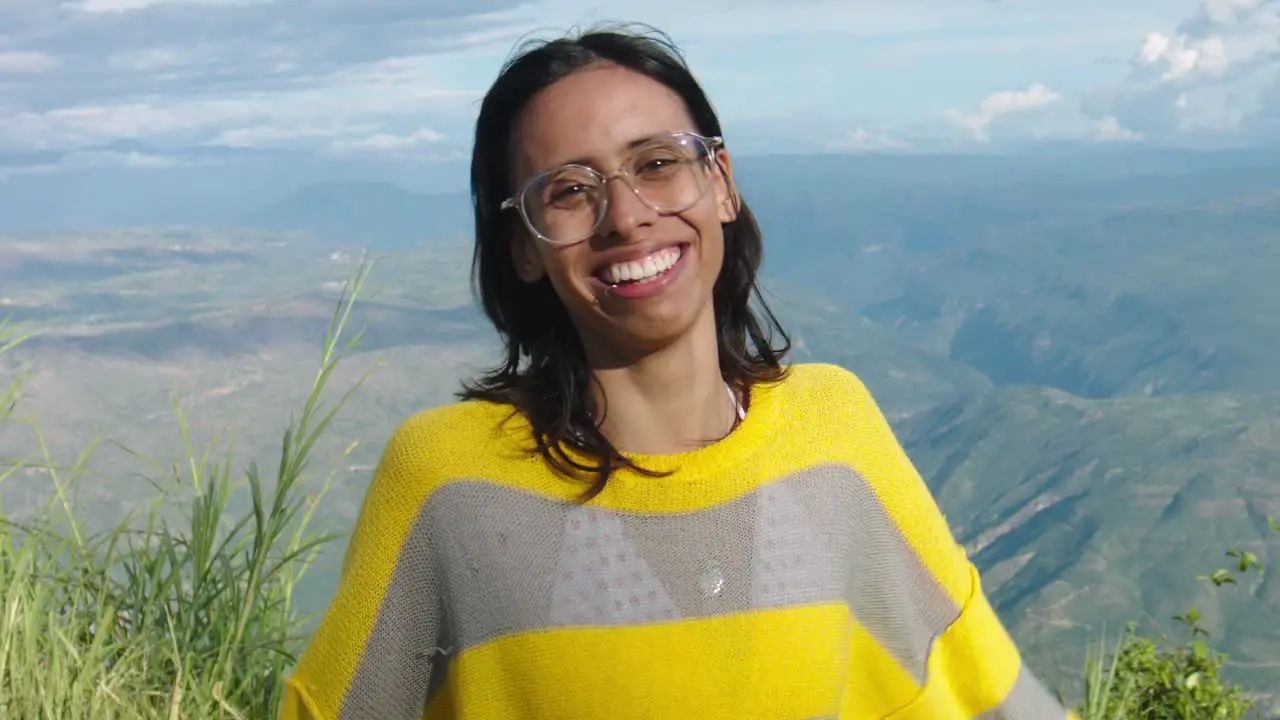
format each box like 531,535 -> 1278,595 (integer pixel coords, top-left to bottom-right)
739,157 -> 1280,397
897,384 -> 1280,694
243,182 -> 472,248
862,192 -> 1280,396
20,298 -> 485,362
769,290 -> 993,420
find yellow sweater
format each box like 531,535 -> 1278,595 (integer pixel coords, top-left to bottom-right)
283,363 -> 1074,720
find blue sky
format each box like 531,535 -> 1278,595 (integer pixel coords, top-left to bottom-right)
0,0 -> 1277,184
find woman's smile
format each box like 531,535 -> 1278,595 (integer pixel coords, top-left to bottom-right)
591,242 -> 688,299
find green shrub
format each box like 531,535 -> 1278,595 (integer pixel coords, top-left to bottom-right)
1079,526 -> 1279,720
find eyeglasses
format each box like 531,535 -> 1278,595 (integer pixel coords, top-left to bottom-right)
500,131 -> 724,246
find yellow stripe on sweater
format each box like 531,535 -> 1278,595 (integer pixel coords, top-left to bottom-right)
885,565 -> 1034,720
424,604 -> 923,720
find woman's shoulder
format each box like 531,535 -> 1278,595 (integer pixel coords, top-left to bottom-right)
780,362 -> 867,393
771,362 -> 905,459
386,397 -> 516,451
777,365 -> 969,587
369,398 -> 535,495
777,362 -> 880,416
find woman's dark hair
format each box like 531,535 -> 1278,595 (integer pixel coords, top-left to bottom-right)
459,23 -> 791,499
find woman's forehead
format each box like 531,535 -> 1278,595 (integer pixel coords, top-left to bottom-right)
513,65 -> 694,173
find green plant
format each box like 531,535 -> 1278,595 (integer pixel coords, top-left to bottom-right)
0,260 -> 375,719
1079,523 -> 1280,720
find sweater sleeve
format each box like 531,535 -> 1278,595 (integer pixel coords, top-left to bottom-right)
281,418 -> 447,720
839,368 -> 1077,719
899,559 -> 1078,719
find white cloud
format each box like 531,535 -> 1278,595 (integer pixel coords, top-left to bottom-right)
65,149 -> 182,169
1138,31 -> 1230,81
0,52 -> 59,74
0,0 -> 1275,167
1093,115 -> 1143,141
1087,0 -> 1280,137
946,83 -> 1063,142
107,47 -> 189,71
0,52 -> 477,152
1182,0 -> 1277,33
72,0 -> 279,13
0,149 -> 182,181
528,0 -> 997,43
211,124 -> 357,148
0,0 -> 529,158
328,127 -> 446,155
829,127 -> 912,153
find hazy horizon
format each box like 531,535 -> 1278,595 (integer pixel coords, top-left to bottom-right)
3,0 -> 1279,232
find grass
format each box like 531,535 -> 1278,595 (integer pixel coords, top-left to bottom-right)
1,259 -> 1276,718
0,261 -> 373,719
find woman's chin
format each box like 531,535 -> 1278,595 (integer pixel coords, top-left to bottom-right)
593,297 -> 718,356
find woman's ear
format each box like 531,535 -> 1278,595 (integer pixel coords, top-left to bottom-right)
510,232 -> 546,283
713,149 -> 740,224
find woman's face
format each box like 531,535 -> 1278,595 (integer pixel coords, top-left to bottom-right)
509,63 -> 737,362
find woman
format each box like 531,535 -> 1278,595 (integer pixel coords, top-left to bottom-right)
283,25 -> 1075,720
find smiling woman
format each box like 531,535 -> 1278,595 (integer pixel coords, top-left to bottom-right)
281,23 -> 1076,720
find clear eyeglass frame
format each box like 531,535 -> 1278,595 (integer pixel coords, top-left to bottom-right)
499,131 -> 725,246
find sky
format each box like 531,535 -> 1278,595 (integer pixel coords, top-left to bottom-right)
0,0 -> 1277,191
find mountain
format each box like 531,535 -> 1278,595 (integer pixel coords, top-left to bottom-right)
900,193 -> 1280,397
898,385 -> 1280,692
769,290 -> 993,420
742,154 -> 1280,397
242,182 -> 472,248
6,147 -> 1280,702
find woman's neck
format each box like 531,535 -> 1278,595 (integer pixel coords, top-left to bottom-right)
587,312 -> 739,456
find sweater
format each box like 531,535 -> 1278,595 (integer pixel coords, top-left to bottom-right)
282,363 -> 1075,720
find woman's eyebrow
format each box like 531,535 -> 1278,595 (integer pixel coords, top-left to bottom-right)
552,132 -> 672,171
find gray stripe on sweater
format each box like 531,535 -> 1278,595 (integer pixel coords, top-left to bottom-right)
339,464 -> 967,719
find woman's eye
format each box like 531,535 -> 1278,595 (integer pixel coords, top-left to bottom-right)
637,157 -> 678,174
549,184 -> 589,202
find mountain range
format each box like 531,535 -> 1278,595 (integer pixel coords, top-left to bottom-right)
3,146 -> 1279,699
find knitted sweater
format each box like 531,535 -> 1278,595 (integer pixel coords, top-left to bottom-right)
282,363 -> 1074,720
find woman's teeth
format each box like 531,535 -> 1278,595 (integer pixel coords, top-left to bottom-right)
601,246 -> 682,285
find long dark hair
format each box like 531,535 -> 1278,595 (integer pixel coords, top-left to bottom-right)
459,24 -> 791,499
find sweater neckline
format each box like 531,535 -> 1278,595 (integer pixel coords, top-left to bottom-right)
508,373 -> 786,502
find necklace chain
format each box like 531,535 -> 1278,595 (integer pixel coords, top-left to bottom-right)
724,380 -> 746,423
579,381 -> 747,439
